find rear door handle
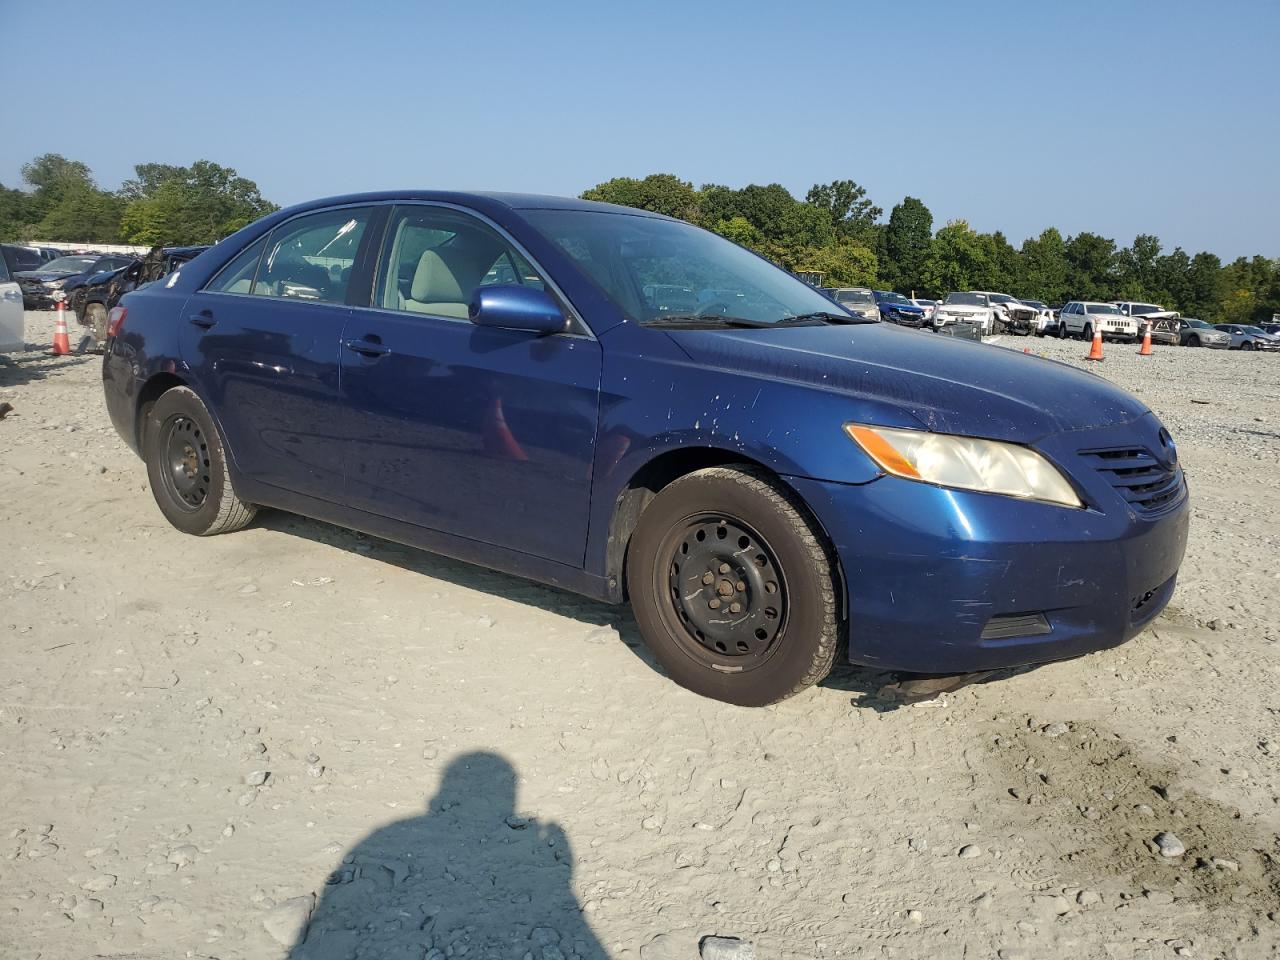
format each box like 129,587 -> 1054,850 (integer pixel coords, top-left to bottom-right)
343,337 -> 390,358
189,311 -> 216,329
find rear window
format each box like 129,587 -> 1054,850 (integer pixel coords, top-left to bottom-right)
3,245 -> 44,272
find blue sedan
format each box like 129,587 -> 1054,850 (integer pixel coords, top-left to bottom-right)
873,290 -> 928,327
102,192 -> 1188,705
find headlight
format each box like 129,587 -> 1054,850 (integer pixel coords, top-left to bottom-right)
47,278 -> 67,289
844,424 -> 1083,507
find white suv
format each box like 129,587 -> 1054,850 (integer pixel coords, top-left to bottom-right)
1057,302 -> 1140,342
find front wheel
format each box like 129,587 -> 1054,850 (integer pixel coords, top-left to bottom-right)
627,466 -> 840,706
144,386 -> 257,536
1188,335 -> 1201,347
1242,340 -> 1254,351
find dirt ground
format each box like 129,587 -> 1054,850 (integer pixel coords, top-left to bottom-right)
2,311 -> 1278,960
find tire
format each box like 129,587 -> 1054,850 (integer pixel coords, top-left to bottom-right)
1242,341 -> 1254,351
626,466 -> 840,706
1082,323 -> 1093,343
1188,335 -> 1200,348
85,303 -> 109,346
144,386 -> 257,536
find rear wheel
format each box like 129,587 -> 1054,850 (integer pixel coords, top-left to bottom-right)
627,466 -> 840,706
144,386 -> 257,536
85,303 -> 109,347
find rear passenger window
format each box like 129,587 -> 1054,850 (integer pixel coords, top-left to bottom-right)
206,235 -> 269,295
257,208 -> 370,304
376,206 -> 547,319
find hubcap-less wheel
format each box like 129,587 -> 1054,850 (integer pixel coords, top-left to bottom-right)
660,515 -> 787,666
161,416 -> 211,510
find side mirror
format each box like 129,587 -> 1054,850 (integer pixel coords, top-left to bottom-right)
469,284 -> 567,335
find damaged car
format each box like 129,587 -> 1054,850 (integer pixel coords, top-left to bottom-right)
103,191 -> 1189,706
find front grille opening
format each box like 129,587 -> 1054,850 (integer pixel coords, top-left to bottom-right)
980,612 -> 1053,641
1080,445 -> 1184,515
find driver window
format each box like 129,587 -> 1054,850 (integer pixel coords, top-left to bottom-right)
377,206 -> 547,319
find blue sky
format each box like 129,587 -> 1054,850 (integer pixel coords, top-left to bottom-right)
1,0 -> 1275,259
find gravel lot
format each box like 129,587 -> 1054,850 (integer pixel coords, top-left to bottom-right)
2,312 -> 1278,960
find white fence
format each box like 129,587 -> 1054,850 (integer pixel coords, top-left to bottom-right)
28,241 -> 152,256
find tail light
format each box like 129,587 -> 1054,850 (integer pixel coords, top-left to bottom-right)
107,306 -> 127,338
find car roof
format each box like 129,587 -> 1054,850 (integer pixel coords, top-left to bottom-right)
271,190 -> 672,221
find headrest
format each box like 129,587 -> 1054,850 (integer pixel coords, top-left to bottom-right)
411,249 -> 464,304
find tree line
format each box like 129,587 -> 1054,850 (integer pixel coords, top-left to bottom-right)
0,153 -> 278,249
582,174 -> 1280,325
2,157 -> 1275,324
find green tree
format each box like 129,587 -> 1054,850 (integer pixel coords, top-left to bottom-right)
919,220 -> 990,295
16,154 -> 123,242
1019,228 -> 1070,303
1064,232 -> 1118,300
580,173 -> 701,221
1114,234 -> 1164,301
119,160 -> 276,245
884,197 -> 932,293
1183,251 -> 1225,321
0,183 -> 31,241
805,180 -> 882,243
712,215 -> 764,251
788,239 -> 878,287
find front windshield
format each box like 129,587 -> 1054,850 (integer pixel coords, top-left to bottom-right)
1242,326 -> 1266,334
523,210 -> 859,324
988,294 -> 1017,304
1186,319 -> 1209,328
40,256 -> 96,273
1024,300 -> 1046,309
1130,303 -> 1163,314
945,292 -> 987,306
1085,303 -> 1120,314
876,291 -> 912,306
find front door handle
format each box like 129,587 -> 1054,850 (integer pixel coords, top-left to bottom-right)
189,311 -> 216,329
343,337 -> 391,358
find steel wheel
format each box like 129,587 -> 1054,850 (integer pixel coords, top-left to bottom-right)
160,415 -> 211,511
657,514 -> 788,668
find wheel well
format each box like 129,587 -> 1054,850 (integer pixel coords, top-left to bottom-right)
605,448 -> 845,622
134,373 -> 187,451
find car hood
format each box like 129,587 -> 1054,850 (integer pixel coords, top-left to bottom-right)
879,301 -> 923,312
668,323 -> 1150,443
15,270 -> 81,282
935,304 -> 990,314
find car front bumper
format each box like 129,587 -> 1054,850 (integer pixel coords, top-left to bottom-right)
785,427 -> 1189,672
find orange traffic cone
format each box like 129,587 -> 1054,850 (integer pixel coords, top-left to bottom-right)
51,302 -> 71,356
1138,323 -> 1153,356
1084,326 -> 1104,362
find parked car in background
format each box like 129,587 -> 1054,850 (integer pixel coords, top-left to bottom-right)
69,246 -> 210,344
1058,302 -> 1140,341
874,290 -> 927,327
1219,324 -> 1280,352
1,243 -> 45,278
1022,299 -> 1056,336
1176,318 -> 1230,348
0,243 -> 24,351
828,286 -> 880,321
1148,317 -> 1180,346
932,292 -> 999,334
14,253 -> 136,309
910,298 -> 938,322
1261,323 -> 1280,337
970,291 -> 1037,335
101,190 -> 1189,706
1113,301 -> 1179,324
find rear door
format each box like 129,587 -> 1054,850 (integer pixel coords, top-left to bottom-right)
338,202 -> 602,566
0,252 -> 23,351
179,205 -> 376,501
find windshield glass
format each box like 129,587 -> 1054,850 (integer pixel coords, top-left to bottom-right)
1242,326 -> 1266,334
523,211 -> 859,324
39,256 -> 96,273
1085,303 -> 1120,314
834,289 -> 875,306
1186,319 -> 1209,328
1130,303 -> 1163,314
876,291 -> 912,306
987,294 -> 1016,304
1023,300 -> 1046,309
945,292 -> 987,306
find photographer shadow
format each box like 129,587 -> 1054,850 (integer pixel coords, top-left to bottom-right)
289,751 -> 606,960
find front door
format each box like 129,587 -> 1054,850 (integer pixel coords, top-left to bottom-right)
339,204 -> 602,566
180,206 -> 375,501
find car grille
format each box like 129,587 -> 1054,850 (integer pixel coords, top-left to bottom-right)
1079,446 -> 1184,515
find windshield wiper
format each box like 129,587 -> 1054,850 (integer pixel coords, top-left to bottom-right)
786,311 -> 874,325
641,314 -> 819,329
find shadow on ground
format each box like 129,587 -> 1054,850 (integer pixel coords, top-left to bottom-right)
261,512 -> 1018,712
287,751 -> 607,959
0,351 -> 95,389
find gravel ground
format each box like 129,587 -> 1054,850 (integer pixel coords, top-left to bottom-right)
1,312 -> 1278,960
